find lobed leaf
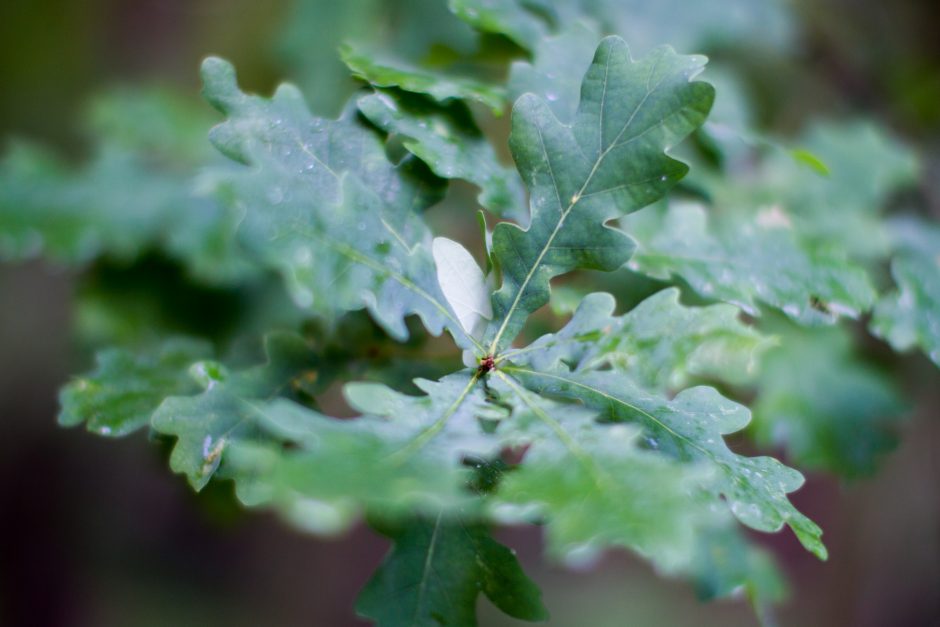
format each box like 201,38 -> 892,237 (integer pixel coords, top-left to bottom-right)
152,333 -> 328,490
500,365 -> 827,559
200,57 -> 481,349
357,514 -> 548,626
485,37 -> 714,352
623,202 -> 877,324
491,376 -> 720,573
59,338 -> 213,437
504,288 -> 770,391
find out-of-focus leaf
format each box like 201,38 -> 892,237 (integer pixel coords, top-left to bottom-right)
753,323 -> 906,477
152,333 -> 328,490
59,338 -> 212,437
871,217 -> 940,366
449,0 -> 793,54
356,515 -> 548,626
623,202 -> 877,325
0,88 -> 253,283
507,21 -> 600,122
504,288 -> 770,391
690,526 -> 787,608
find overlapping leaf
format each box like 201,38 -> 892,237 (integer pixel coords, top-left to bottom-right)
200,57 -> 479,348
499,363 -> 826,559
152,333 -> 328,490
507,22 -> 600,122
485,37 -> 714,352
217,371 -> 508,531
449,0 -> 793,54
504,288 -> 770,391
355,89 -> 526,220
59,338 -> 212,437
490,376 -> 720,572
0,89 -> 253,283
623,202 -> 877,324
342,44 -> 506,114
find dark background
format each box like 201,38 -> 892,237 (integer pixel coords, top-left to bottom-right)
1,1 -> 938,625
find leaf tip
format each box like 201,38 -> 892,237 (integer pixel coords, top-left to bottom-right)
200,56 -> 239,112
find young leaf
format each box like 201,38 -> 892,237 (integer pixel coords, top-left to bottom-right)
59,338 -> 212,437
200,57 -> 481,350
357,514 -> 548,626
433,237 -> 493,337
486,37 -> 714,352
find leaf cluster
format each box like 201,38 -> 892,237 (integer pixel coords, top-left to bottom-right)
2,1 -> 936,625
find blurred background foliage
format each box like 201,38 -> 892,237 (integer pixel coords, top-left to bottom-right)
0,0 -> 937,625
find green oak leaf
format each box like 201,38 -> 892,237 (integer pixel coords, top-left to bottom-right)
0,87 -> 253,283
449,0 -> 793,54
217,372 -> 509,530
59,338 -> 212,437
356,89 -> 526,220
871,217 -> 940,367
753,322 -> 907,477
342,44 -> 506,114
357,514 -> 548,626
484,37 -> 714,352
500,365 -> 827,559
503,288 -> 770,391
490,376 -> 719,572
201,57 -> 481,350
152,332 -> 328,490
623,202 -> 877,325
